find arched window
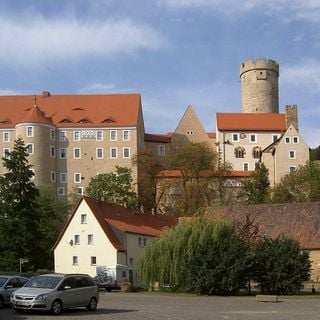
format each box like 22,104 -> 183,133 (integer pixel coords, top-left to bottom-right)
234,146 -> 245,158
252,146 -> 262,159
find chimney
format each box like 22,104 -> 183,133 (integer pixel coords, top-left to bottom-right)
285,105 -> 298,131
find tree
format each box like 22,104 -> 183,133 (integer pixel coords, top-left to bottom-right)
272,162 -> 320,203
310,146 -> 320,161
0,137 -> 40,271
132,151 -> 164,212
239,162 -> 270,204
167,142 -> 218,215
86,166 -> 139,207
35,185 -> 70,270
253,236 -> 310,294
139,216 -> 252,295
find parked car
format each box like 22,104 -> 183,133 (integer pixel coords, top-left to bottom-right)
10,273 -> 99,315
0,275 -> 30,308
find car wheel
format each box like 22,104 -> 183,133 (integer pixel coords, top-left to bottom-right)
87,297 -> 97,311
51,299 -> 62,315
0,296 -> 3,309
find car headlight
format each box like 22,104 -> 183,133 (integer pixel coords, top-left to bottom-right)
35,294 -> 48,301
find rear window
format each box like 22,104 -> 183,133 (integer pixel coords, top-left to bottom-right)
26,276 -> 63,289
0,276 -> 8,287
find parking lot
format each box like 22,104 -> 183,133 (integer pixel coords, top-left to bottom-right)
1,291 -> 320,320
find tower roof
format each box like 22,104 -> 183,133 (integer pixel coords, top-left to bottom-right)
20,104 -> 53,126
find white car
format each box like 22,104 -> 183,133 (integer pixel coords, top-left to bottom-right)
10,273 -> 99,315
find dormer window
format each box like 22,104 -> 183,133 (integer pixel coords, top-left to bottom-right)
186,130 -> 194,135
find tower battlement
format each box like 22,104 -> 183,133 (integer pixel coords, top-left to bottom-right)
240,58 -> 279,77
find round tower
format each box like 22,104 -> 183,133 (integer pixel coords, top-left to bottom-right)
240,58 -> 279,113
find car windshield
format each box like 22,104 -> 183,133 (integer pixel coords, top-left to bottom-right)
25,276 -> 63,289
0,276 -> 8,287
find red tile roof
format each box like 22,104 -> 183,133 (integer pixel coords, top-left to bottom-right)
0,93 -> 141,128
53,197 -> 178,251
217,202 -> 320,249
216,113 -> 287,131
144,133 -> 171,143
20,105 -> 53,125
156,170 -> 254,178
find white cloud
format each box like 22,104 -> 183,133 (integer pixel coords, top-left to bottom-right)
0,15 -> 165,65
282,60 -> 320,92
158,0 -> 320,23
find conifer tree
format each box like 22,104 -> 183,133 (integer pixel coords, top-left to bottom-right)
0,137 -> 40,271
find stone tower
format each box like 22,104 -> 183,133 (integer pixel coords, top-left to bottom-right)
240,58 -> 279,114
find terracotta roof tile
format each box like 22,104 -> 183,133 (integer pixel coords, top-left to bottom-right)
144,133 -> 171,143
217,202 -> 320,249
0,93 -> 141,128
20,105 -> 53,125
216,113 -> 287,131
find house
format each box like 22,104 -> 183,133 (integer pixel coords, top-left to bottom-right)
0,92 -> 145,195
216,202 -> 320,282
53,196 -> 178,287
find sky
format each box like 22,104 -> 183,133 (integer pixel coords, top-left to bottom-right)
0,0 -> 319,147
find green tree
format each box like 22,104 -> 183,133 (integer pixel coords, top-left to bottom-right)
167,142 -> 218,215
86,166 -> 139,207
254,236 -> 310,294
132,151 -> 164,212
310,146 -> 320,161
272,162 -> 320,203
239,162 -> 270,204
0,137 -> 40,271
139,216 -> 252,295
35,185 -> 70,270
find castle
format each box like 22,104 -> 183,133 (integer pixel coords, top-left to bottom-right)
0,58 -> 309,197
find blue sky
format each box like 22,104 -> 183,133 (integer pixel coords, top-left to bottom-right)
0,0 -> 319,147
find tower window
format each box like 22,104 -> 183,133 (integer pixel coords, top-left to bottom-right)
252,147 -> 261,159
235,146 -> 245,158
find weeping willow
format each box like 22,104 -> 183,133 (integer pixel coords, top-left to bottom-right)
139,216 -> 236,291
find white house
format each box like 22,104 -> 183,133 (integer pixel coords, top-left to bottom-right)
53,196 -> 178,287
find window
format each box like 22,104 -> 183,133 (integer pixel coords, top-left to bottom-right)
293,136 -> 299,144
26,143 -> 34,155
96,148 -> 103,159
88,234 -> 94,245
123,147 -> 130,159
50,146 -> 55,158
285,137 -> 291,144
60,148 -> 67,159
158,145 -> 166,157
289,166 -> 296,173
143,238 -> 147,246
74,148 -> 81,159
123,130 -> 130,141
50,129 -> 55,141
81,214 -> 87,224
138,237 -> 142,246
74,131 -> 80,141
110,147 -> 117,159
289,150 -> 296,159
60,172 -> 67,183
249,134 -> 257,143
91,256 -> 97,265
74,173 -> 81,183
26,126 -> 33,137
51,171 -> 56,182
272,134 -> 279,142
252,146 -> 261,159
110,130 -> 117,141
57,187 -> 65,196
96,130 -> 103,141
232,133 -> 239,142
243,162 -> 249,171
3,132 -> 10,142
234,146 -> 245,158
60,131 -> 67,142
72,256 -> 79,265
74,235 -> 80,245
3,148 -> 10,159
77,187 -> 83,195
30,168 -> 35,180
186,130 -> 194,135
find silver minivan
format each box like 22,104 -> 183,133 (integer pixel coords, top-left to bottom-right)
10,273 -> 99,315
